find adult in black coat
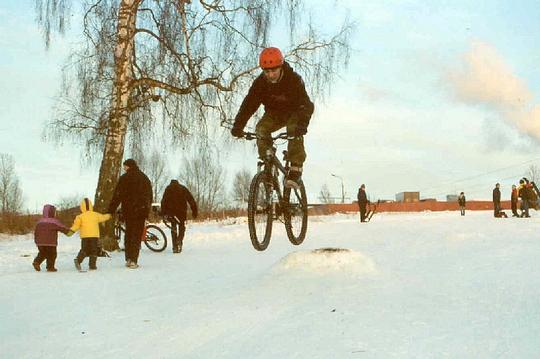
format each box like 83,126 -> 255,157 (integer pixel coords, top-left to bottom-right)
492,183 -> 501,218
161,180 -> 198,253
458,192 -> 466,216
108,159 -> 153,268
357,184 -> 369,222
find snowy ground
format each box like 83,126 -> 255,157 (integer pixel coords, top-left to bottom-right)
1,211 -> 540,358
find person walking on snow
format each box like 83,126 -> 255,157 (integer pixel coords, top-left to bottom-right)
108,159 -> 153,269
230,47 -> 314,189
511,184 -> 519,217
160,179 -> 198,253
458,192 -> 466,216
492,183 -> 501,218
32,204 -> 71,272
357,184 -> 369,222
70,198 -> 111,271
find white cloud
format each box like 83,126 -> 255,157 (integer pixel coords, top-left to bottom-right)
448,41 -> 540,139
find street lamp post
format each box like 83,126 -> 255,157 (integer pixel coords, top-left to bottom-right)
331,173 -> 345,204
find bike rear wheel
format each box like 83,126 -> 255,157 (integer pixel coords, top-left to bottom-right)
248,172 -> 274,251
283,181 -> 308,245
144,224 -> 167,252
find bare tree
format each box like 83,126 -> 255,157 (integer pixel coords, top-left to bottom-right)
179,146 -> 226,215
318,183 -> 333,204
139,148 -> 169,202
56,193 -> 82,211
0,154 -> 24,214
526,164 -> 540,183
231,168 -> 252,208
35,0 -> 353,248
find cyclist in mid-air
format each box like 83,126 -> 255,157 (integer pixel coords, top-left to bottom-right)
230,47 -> 314,188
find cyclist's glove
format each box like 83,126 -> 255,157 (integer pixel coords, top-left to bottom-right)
231,127 -> 243,138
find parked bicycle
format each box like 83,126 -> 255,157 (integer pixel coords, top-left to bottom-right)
114,215 -> 167,252
242,131 -> 308,251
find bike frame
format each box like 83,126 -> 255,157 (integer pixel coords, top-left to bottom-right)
247,132 -> 293,219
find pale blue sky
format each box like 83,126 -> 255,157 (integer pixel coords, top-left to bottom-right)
1,0 -> 540,210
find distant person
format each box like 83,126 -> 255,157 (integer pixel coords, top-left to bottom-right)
492,183 -> 501,218
511,184 -> 519,217
70,198 -> 111,271
357,184 -> 369,222
108,159 -> 153,269
518,178 -> 530,218
32,204 -> 70,272
458,192 -> 466,216
160,180 -> 198,253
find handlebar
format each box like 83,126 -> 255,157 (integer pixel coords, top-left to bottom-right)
242,132 -> 293,141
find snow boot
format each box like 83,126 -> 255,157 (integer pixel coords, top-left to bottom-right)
285,166 -> 302,189
89,256 -> 97,270
32,262 -> 41,272
74,258 -> 82,271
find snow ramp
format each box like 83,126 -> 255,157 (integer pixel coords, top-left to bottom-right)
272,248 -> 376,276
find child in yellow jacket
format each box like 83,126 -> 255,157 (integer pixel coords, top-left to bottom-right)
69,198 -> 111,271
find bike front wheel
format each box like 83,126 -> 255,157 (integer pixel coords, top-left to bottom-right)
283,181 -> 308,245
248,172 -> 274,251
144,224 -> 167,252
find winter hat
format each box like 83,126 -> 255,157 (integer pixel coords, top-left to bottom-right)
123,158 -> 138,169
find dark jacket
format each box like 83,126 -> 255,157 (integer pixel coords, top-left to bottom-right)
233,62 -> 314,130
161,180 -> 198,221
458,195 -> 466,206
357,188 -> 368,205
108,165 -> 153,219
492,187 -> 501,203
511,188 -> 518,202
34,205 -> 69,246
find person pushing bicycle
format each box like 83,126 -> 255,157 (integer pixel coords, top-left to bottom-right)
230,47 -> 314,188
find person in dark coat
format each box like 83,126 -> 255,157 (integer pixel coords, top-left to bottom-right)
458,192 -> 466,216
357,184 -> 369,222
33,204 -> 70,272
230,47 -> 314,189
518,178 -> 531,218
492,183 -> 501,218
160,180 -> 198,253
511,184 -> 519,217
108,159 -> 153,269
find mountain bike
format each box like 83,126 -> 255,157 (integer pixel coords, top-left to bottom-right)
114,218 -> 167,252
242,131 -> 308,251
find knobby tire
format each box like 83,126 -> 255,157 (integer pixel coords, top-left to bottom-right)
247,172 -> 274,251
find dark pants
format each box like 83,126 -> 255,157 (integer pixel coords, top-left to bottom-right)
511,200 -> 518,216
358,203 -> 367,222
521,199 -> 530,217
493,202 -> 500,217
76,238 -> 98,269
125,217 -> 145,264
460,206 -> 465,216
169,217 -> 186,252
255,112 -> 306,166
34,246 -> 57,270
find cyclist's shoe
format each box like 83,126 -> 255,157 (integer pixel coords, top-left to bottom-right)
128,261 -> 139,269
74,258 -> 82,271
285,166 -> 302,189
46,268 -> 58,272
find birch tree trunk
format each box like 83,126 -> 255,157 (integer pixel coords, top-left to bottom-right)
94,0 -> 141,250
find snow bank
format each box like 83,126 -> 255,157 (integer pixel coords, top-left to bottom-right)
273,247 -> 377,275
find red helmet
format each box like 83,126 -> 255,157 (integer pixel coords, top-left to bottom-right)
259,47 -> 284,69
